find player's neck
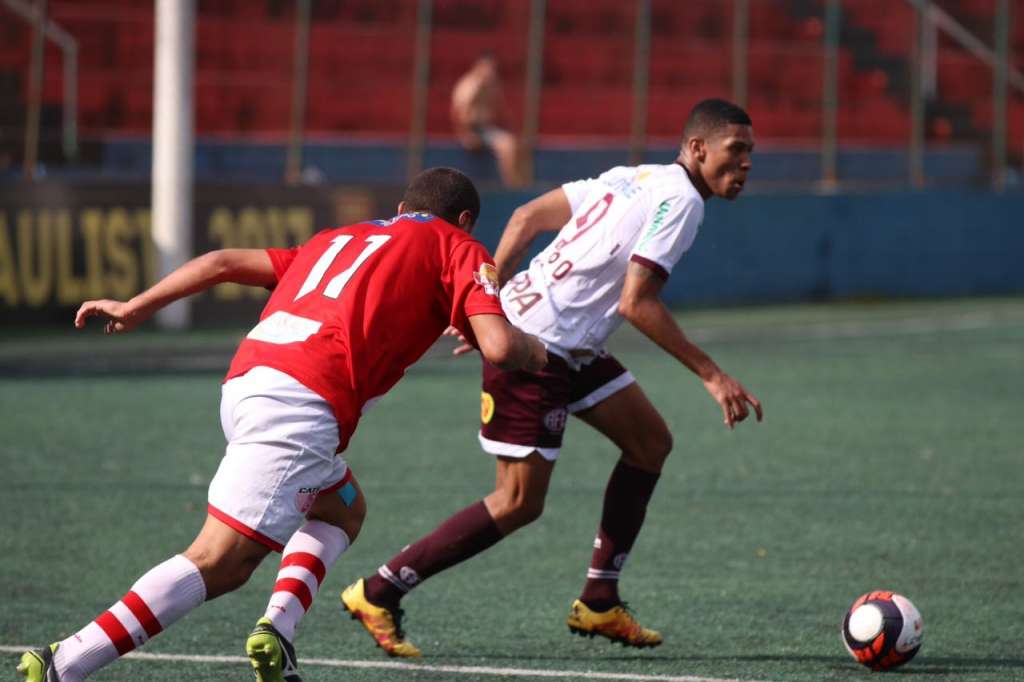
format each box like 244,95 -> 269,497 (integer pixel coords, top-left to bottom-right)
676,159 -> 712,201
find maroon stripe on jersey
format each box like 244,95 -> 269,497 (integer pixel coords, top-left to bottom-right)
206,504 -> 285,553
629,255 -> 669,280
317,468 -> 352,497
274,577 -> 314,611
122,591 -> 162,639
95,610 -> 135,655
281,552 -> 327,586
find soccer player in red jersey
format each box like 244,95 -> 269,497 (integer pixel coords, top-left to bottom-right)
18,168 -> 547,682
341,100 -> 763,656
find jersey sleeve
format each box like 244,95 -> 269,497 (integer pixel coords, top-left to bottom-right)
265,246 -> 299,283
444,239 -> 507,348
560,178 -> 596,213
628,193 -> 703,279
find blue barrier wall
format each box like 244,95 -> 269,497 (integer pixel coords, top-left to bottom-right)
473,190 -> 1024,305
1,180 -> 1019,325
89,138 -> 985,188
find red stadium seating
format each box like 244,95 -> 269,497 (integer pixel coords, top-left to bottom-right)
0,0 -> 1013,149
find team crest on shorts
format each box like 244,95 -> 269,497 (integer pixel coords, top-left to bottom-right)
480,391 -> 495,424
295,486 -> 320,514
543,408 -> 568,433
473,263 -> 500,296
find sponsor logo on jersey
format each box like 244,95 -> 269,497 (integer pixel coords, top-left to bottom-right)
638,199 -> 673,247
543,408 -> 568,433
295,486 -> 321,514
473,262 -> 500,296
480,391 -> 495,424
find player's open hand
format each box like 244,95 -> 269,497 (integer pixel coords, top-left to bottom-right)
703,371 -> 763,429
443,325 -> 475,357
75,299 -> 146,334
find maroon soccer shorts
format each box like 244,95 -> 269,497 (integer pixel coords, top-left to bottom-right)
478,352 -> 635,460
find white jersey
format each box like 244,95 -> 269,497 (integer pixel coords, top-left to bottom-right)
500,163 -> 703,361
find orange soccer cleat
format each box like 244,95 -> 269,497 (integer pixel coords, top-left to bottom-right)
566,599 -> 663,648
340,579 -> 422,658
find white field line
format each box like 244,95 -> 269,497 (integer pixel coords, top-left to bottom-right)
0,645 -> 769,682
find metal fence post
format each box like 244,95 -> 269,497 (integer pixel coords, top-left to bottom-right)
629,0 -> 651,166
62,41 -> 77,161
732,0 -> 749,109
23,0 -> 47,180
286,0 -> 311,185
821,0 -> 840,188
522,0 -> 546,185
407,0 -> 432,180
992,0 -> 1009,191
910,0 -> 926,188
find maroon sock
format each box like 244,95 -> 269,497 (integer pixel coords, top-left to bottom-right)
364,500 -> 504,608
580,460 -> 660,611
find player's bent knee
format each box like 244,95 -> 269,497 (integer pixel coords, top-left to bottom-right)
339,493 -> 366,542
517,497 -> 545,526
491,492 -> 545,530
651,429 -> 673,460
624,429 -> 673,471
308,476 -> 367,543
186,546 -> 264,599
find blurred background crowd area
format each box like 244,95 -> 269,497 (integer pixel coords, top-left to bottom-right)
0,0 -> 1021,188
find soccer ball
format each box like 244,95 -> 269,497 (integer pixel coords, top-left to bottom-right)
841,591 -> 923,671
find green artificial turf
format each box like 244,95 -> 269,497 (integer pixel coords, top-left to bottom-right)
2,298 -> 1022,681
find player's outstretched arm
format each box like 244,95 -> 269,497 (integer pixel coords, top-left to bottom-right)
468,314 -> 548,372
619,261 -> 763,429
74,249 -> 276,333
493,188 -> 573,285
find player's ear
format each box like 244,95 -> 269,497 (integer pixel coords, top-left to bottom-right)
396,201 -> 408,215
687,136 -> 706,163
457,209 -> 475,232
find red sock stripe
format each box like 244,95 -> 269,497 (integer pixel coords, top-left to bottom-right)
273,577 -> 313,611
280,552 -> 327,586
95,610 -> 135,656
122,591 -> 163,639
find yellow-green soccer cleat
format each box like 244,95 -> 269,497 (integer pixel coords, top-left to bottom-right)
16,643 -> 61,681
246,617 -> 302,682
566,599 -> 663,648
340,578 -> 422,657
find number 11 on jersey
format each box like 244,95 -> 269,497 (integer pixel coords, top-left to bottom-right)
295,234 -> 393,300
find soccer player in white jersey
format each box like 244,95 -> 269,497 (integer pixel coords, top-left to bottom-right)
342,99 -> 763,656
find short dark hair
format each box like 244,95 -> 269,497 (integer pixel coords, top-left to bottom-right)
402,167 -> 481,227
683,98 -> 752,140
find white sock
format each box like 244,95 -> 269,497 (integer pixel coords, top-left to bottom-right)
53,554 -> 206,681
264,520 -> 350,642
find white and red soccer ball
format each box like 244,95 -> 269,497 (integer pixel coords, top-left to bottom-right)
842,591 -> 923,671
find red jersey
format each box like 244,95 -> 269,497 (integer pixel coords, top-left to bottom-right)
226,212 -> 505,451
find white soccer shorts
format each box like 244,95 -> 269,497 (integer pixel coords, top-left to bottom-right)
208,366 -> 350,552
